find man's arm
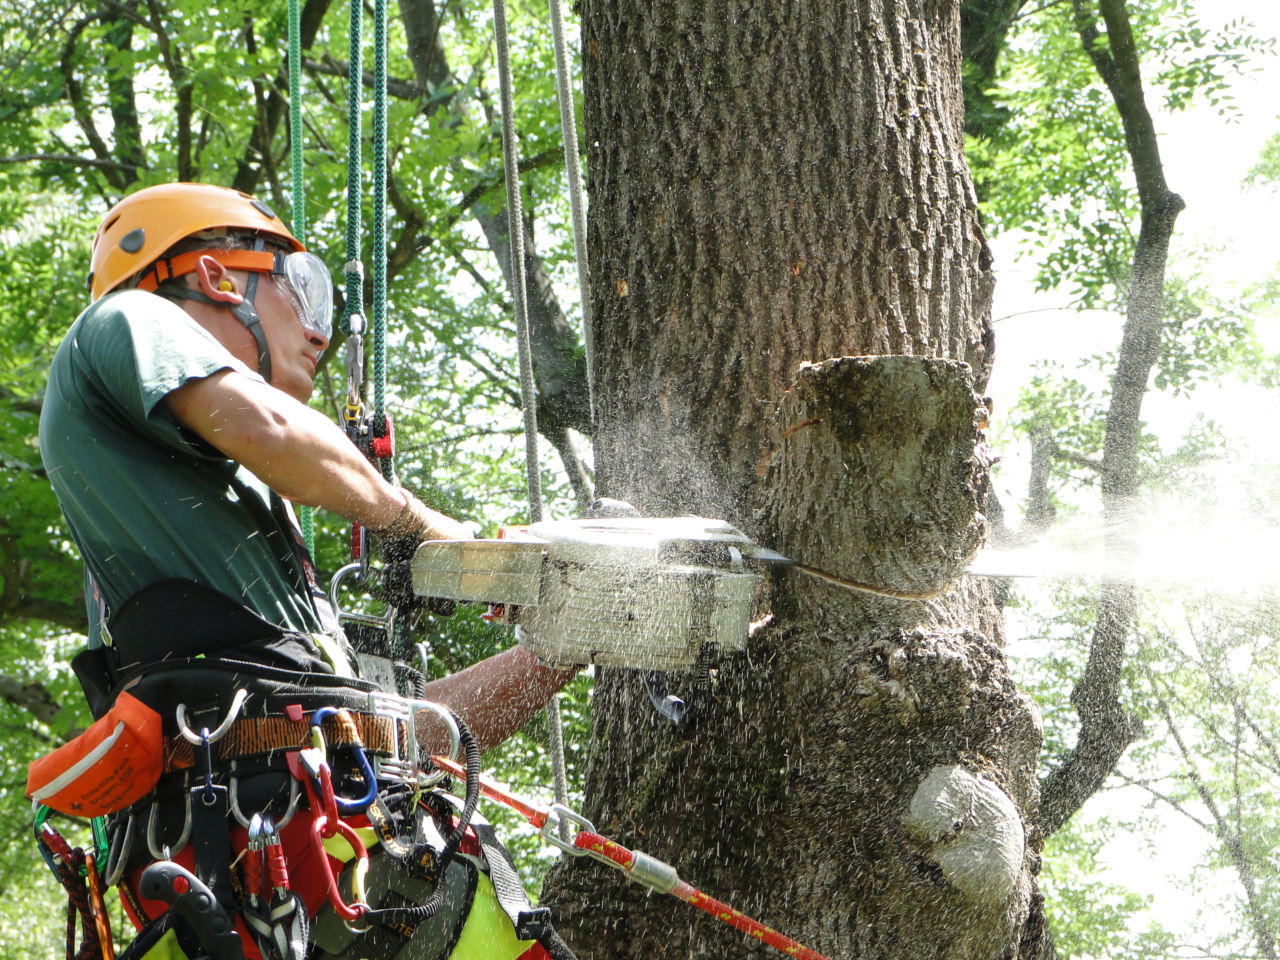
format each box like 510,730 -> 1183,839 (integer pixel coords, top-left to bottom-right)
415,646 -> 579,754
164,368 -> 467,536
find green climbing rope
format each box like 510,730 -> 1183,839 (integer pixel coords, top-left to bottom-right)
371,0 -> 394,483
287,0 -> 316,555
341,0 -> 363,337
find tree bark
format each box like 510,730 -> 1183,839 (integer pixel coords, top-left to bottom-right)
539,2 -> 1044,957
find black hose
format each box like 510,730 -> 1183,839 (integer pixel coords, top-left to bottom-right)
362,711 -> 480,927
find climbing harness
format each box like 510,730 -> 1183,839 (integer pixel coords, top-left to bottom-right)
432,756 -> 832,960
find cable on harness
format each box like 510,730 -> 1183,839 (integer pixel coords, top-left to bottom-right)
361,711 -> 481,928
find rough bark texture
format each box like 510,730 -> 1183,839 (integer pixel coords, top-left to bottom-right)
764,357 -> 991,597
539,2 -> 1045,958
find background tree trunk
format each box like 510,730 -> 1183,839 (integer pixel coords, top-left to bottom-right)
539,1 -> 1047,957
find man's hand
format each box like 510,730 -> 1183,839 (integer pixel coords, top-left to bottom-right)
372,489 -> 473,548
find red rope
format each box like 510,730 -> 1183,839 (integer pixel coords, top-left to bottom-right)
432,756 -> 831,960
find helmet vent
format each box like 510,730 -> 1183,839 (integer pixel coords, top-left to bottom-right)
250,200 -> 277,220
119,228 -> 146,254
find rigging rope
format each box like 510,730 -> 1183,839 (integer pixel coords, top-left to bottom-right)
547,0 -> 594,425
492,0 -> 544,524
287,0 -> 317,556
493,0 -> 573,819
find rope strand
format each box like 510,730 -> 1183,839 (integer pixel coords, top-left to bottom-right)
287,0 -> 316,555
493,0 -> 544,523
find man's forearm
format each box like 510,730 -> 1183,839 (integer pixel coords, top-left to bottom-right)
165,369 -> 465,535
415,646 -> 579,754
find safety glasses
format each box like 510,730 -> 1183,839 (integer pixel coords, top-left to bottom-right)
277,251 -> 333,340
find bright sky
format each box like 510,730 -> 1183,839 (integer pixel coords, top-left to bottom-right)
988,2 -> 1280,951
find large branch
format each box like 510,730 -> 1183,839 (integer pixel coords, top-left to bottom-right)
0,676 -> 63,725
397,0 -> 592,440
141,0 -> 193,181
231,0 -> 332,195
1039,0 -> 1185,836
59,14 -> 125,191
0,153 -> 142,173
102,13 -> 145,183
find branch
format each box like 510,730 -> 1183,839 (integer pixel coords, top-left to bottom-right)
1050,444 -> 1103,472
306,55 -> 425,101
0,153 -> 143,173
141,0 -> 193,181
413,147 -> 566,254
1039,581 -> 1144,835
58,15 -> 125,191
1157,695 -> 1279,959
1113,771 -> 1213,832
0,676 -> 62,725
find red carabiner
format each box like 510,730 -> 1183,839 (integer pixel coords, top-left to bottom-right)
310,815 -> 369,923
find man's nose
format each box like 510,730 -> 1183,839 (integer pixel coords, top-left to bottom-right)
307,329 -> 330,352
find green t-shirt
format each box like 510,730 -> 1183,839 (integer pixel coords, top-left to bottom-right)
40,289 -> 321,635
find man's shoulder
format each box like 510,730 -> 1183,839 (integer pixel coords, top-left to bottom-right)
73,289 -> 196,343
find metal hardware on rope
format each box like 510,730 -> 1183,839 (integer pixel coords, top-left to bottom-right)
547,0 -> 594,425
431,756 -> 832,960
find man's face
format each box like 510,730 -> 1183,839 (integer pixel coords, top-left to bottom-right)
252,272 -> 329,402
184,257 -> 329,403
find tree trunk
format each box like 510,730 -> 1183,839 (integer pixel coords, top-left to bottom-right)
539,1 -> 1045,957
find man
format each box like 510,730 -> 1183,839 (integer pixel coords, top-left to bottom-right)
39,183 -> 575,960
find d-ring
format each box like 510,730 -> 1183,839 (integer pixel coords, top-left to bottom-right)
147,792 -> 192,860
230,776 -> 301,829
175,688 -> 249,746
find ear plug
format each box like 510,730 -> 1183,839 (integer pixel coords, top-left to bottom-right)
218,280 -> 234,292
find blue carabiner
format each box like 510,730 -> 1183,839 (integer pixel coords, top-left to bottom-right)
310,706 -> 378,814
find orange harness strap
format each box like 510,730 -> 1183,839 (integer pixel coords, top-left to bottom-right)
136,249 -> 284,292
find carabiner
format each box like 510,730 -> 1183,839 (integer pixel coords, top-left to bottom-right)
309,814 -> 368,923
309,707 -> 379,814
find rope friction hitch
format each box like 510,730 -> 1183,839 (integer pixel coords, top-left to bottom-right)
431,756 -> 833,960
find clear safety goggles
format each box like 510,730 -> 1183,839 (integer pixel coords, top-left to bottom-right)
275,251 -> 333,340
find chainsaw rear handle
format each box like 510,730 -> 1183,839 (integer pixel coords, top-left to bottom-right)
139,861 -> 245,960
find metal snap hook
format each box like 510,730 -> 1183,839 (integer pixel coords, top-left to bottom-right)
540,804 -> 596,858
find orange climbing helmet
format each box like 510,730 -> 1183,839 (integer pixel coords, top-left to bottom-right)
88,183 -> 304,302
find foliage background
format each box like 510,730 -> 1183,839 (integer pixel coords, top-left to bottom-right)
0,0 -> 1278,956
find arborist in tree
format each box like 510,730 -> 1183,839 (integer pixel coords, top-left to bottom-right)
32,182 -> 579,960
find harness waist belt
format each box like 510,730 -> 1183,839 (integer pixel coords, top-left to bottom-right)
163,711 -> 409,774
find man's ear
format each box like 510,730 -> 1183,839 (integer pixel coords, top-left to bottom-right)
193,256 -> 244,305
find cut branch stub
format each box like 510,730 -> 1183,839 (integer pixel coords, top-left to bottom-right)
764,356 -> 990,597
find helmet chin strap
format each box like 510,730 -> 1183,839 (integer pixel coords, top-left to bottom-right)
152,243 -> 274,385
